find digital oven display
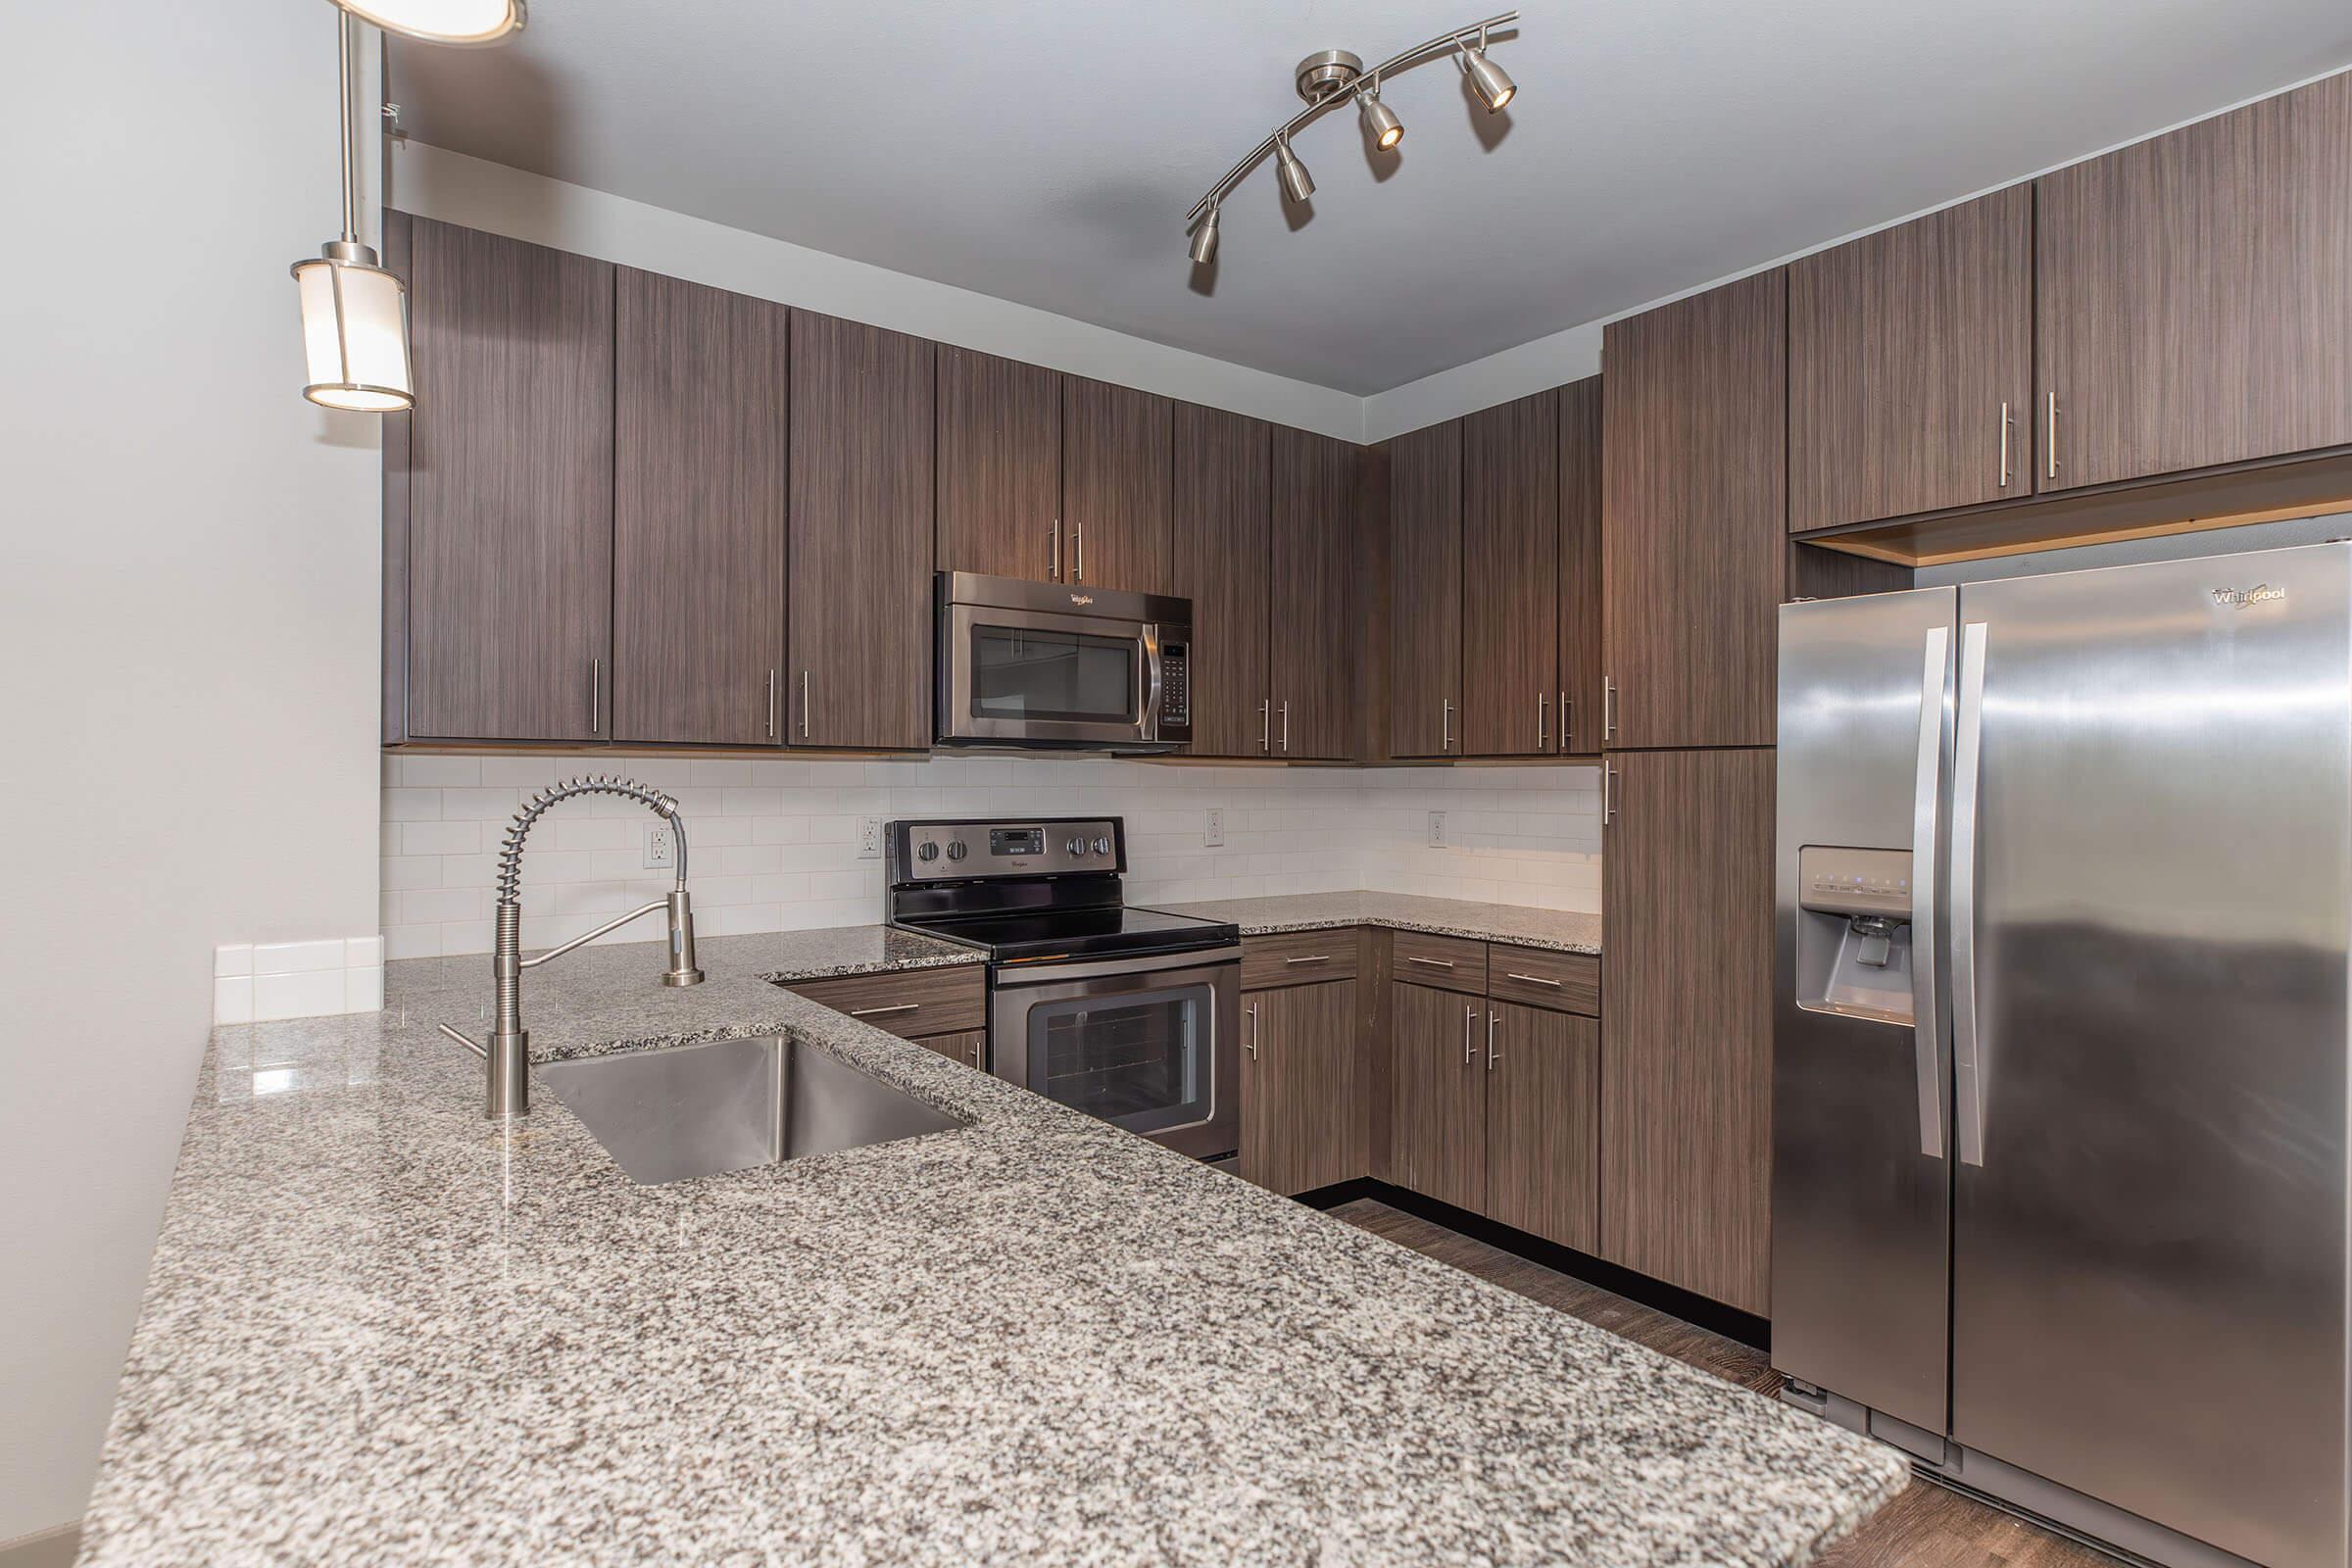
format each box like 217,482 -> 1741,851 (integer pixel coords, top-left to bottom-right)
990,828 -> 1046,857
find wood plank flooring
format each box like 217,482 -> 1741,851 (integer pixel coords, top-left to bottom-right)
1330,1199 -> 2122,1568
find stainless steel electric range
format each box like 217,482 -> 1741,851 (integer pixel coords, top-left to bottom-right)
885,817 -> 1241,1160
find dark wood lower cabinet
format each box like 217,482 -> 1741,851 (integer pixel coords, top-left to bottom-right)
918,1029 -> 987,1071
1239,980 -> 1364,1196
1388,979 -> 1487,1212
1482,1002 -> 1599,1253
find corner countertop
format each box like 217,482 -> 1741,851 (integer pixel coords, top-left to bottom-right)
1154,891 -> 1603,955
81,934 -> 1895,1566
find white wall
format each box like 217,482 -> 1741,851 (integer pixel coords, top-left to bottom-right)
0,2 -> 383,1543
379,757 -> 1602,959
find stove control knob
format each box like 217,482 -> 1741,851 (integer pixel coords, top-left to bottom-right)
916,841 -> 940,863
945,840 -> 967,862
1093,835 -> 1111,856
1067,836 -> 1087,857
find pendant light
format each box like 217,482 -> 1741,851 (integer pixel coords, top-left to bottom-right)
325,0 -> 525,47
292,10 -> 414,412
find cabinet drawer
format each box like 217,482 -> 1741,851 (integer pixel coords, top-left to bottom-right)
1391,930 -> 1487,995
1488,945 -> 1600,1016
1242,929 -> 1360,990
776,964 -> 986,1040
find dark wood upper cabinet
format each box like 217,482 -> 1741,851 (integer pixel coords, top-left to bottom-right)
1557,377 -> 1603,756
1268,427 -> 1356,760
1170,404 -> 1272,758
612,269 -> 788,747
1601,270 -> 1787,751
789,311 -> 936,750
1241,979 -> 1366,1197
402,216 -> 613,742
1389,979 -> 1485,1213
1600,747 -> 1774,1312
936,346 -> 1062,581
1484,1001 -> 1599,1254
1061,377 -> 1173,595
2037,74 -> 2352,493
1387,419 -> 1463,759
1788,188 -> 2033,532
1462,390 -> 1560,758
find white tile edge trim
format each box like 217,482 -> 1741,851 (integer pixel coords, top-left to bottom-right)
213,938 -> 387,1025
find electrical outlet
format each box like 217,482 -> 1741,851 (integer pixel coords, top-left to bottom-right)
1204,808 -> 1225,848
858,816 -> 884,859
1427,811 -> 1446,848
643,823 -> 677,870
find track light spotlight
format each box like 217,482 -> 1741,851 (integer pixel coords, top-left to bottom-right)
1189,205 -> 1221,266
1274,132 -> 1315,205
1358,89 -> 1405,151
1459,31 -> 1517,112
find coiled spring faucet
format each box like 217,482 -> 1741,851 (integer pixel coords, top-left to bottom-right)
439,775 -> 704,1117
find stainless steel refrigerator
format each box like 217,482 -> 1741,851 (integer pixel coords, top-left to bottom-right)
1773,541 -> 2350,1568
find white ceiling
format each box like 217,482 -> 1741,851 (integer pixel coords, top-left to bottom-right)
390,0 -> 2352,396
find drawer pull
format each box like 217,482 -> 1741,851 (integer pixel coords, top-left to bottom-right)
1283,954 -> 1332,966
1503,971 -> 1562,988
1406,956 -> 1457,970
849,1003 -> 920,1019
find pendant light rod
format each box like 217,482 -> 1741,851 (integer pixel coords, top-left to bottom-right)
1184,10 -> 1518,226
337,8 -> 359,244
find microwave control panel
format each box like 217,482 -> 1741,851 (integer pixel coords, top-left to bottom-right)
1159,643 -> 1190,725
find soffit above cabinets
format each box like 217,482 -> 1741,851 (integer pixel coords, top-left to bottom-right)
390,0 -> 2352,395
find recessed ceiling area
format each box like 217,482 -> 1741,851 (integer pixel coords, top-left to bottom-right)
390,0 -> 2352,395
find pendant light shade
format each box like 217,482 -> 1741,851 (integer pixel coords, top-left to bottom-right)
293,242 -> 415,411
326,0 -> 525,46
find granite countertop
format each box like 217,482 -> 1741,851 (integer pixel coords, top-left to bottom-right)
81,935 -> 1898,1565
1155,891 -> 1603,955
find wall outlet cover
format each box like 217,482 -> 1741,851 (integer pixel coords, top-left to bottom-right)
858,816 -> 884,858
1204,808 -> 1225,848
644,823 -> 677,870
1428,811 -> 1446,848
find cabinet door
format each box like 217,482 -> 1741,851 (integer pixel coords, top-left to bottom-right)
1483,1001 -> 1599,1252
1462,390 -> 1559,757
612,269 -> 788,746
1388,980 -> 1486,1212
1387,420 -> 1462,758
1267,427 -> 1355,760
1788,187 -> 2033,530
788,311 -> 935,750
1241,980 -> 1364,1196
936,346 -> 1061,580
1600,747 -> 1774,1312
2037,74 -> 2352,491
405,217 -> 613,742
1601,271 -> 1786,750
1062,377 -> 1172,594
919,1030 -> 987,1071
1557,376 -> 1603,756
1170,405 -> 1272,758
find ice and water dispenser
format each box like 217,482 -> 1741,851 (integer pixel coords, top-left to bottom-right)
1792,846 -> 1916,1025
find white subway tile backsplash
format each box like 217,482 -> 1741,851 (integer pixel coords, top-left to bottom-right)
214,944 -> 254,978
213,976 -> 253,1025
252,968 -> 349,1022
253,939 -> 346,975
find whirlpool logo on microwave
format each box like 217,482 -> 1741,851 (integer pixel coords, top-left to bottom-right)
2211,583 -> 2286,610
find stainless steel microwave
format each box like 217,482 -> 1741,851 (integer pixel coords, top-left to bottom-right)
935,572 -> 1193,752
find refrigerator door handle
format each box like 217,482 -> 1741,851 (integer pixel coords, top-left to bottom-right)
1911,624 -> 1951,1159
1950,620 -> 1990,1167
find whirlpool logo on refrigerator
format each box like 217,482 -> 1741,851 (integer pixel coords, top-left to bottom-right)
2211,583 -> 2286,610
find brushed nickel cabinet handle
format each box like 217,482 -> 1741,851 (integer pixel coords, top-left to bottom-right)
1486,1009 -> 1499,1070
590,658 -> 601,734
1073,519 -> 1084,582
1051,518 -> 1061,580
801,669 -> 811,739
1406,956 -> 1456,970
1260,698 -> 1271,753
1280,701 -> 1290,754
1504,971 -> 1561,987
849,1003 -> 919,1019
1245,1003 -> 1258,1058
1559,691 -> 1569,753
1539,691 -> 1548,751
1283,954 -> 1331,966
1997,400 -> 2012,488
1462,1004 -> 1476,1064
2045,393 -> 2059,481
766,669 -> 778,739
1442,698 -> 1453,753
1602,675 -> 1616,742
1603,761 -> 1619,827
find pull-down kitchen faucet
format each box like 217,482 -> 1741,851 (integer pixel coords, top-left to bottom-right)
438,775 -> 704,1118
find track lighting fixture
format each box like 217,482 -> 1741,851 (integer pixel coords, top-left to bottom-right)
291,10 -> 414,412
1183,11 -> 1520,265
324,0 -> 525,46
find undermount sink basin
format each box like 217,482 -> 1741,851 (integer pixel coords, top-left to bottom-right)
537,1034 -> 968,1186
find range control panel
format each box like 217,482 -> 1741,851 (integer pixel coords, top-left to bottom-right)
889,818 -> 1125,882
1797,846 -> 1914,919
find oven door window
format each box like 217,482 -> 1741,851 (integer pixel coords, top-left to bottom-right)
1025,982 -> 1211,1137
969,622 -> 1138,726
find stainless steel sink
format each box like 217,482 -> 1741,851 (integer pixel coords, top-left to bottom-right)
536,1035 -> 968,1185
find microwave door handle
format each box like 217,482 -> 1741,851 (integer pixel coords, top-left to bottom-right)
1950,620 -> 1989,1167
1142,625 -> 1164,742
1910,624 -> 1951,1160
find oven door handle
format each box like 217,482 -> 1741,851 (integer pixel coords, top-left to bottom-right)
990,947 -> 1243,989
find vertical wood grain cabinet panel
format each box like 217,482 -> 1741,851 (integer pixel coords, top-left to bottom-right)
405,217 -> 613,742
1601,271 -> 1786,750
1600,747 -> 1775,1312
788,311 -> 935,751
1268,427 -> 1356,760
1462,390 -> 1560,757
612,269 -> 788,746
1241,980 -> 1365,1196
1062,377 -> 1172,594
1557,376 -> 1604,756
2037,74 -> 2352,492
1484,1001 -> 1599,1253
1788,188 -> 2034,531
1170,405 -> 1272,758
1387,419 -> 1463,758
936,346 -> 1061,580
1389,980 -> 1486,1213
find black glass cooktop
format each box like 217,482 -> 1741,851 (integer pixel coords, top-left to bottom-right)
903,905 -> 1239,964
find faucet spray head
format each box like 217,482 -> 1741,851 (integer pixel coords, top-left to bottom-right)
662,888 -> 706,988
